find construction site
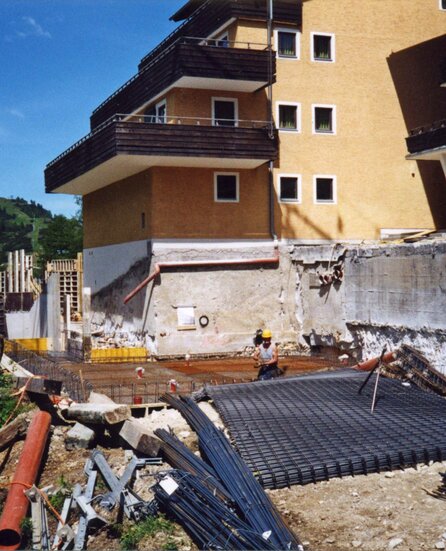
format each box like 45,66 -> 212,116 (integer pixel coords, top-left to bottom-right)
1,0 -> 446,549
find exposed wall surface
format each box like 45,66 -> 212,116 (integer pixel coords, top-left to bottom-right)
88,240 -> 299,356
84,239 -> 150,295
293,237 -> 446,371
6,294 -> 48,340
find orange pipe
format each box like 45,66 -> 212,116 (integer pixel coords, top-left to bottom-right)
353,351 -> 396,371
124,245 -> 280,304
0,411 -> 52,550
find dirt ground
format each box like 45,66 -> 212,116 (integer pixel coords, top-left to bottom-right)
1,396 -> 446,551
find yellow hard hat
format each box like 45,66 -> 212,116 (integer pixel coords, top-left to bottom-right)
262,329 -> 272,339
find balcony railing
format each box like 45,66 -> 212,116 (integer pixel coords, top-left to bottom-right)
45,114 -> 278,193
90,37 -> 275,130
406,119 -> 446,155
138,0 -> 301,71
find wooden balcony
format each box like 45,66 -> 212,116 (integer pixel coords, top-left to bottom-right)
139,0 -> 301,70
91,39 -> 275,130
406,120 -> 446,160
45,116 -> 278,195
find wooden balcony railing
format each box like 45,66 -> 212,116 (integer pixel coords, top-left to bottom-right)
45,115 -> 278,193
91,38 -> 275,130
406,119 -> 446,155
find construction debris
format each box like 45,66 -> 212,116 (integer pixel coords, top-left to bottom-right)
163,393 -> 303,550
394,344 -> 446,395
0,411 -> 30,450
14,375 -> 62,396
0,411 -> 52,549
65,422 -> 96,450
62,402 -> 131,425
119,418 -> 161,456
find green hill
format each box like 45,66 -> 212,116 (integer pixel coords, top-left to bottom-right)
0,197 -> 53,266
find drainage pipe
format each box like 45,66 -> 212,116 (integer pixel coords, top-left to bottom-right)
124,244 -> 280,304
0,411 -> 52,551
353,351 -> 396,372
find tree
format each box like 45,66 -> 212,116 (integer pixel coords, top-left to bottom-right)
39,215 -> 83,263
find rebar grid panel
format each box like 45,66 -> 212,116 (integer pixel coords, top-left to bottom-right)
207,372 -> 446,489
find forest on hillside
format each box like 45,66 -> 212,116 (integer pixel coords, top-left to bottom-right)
0,197 -> 82,271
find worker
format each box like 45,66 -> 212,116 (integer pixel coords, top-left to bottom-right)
253,329 -> 281,380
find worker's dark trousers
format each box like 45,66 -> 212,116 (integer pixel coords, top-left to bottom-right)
257,363 -> 281,381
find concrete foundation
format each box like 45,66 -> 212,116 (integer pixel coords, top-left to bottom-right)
86,237 -> 446,369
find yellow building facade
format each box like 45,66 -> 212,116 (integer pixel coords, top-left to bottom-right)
75,0 -> 446,249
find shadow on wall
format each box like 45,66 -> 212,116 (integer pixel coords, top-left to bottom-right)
92,257 -> 150,325
387,34 -> 446,228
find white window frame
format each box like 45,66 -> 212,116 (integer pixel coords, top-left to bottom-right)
274,28 -> 300,60
440,0 -> 446,10
311,32 -> 336,63
212,97 -> 238,127
312,104 -> 337,135
214,172 -> 240,203
278,174 -> 302,204
313,175 -> 337,204
276,101 -> 301,133
214,31 -> 230,47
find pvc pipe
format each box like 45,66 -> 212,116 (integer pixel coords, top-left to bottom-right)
353,351 -> 396,371
0,411 -> 52,550
124,245 -> 280,304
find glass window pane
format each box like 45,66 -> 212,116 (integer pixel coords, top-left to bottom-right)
316,178 -> 333,201
315,108 -> 332,132
214,100 -> 236,126
278,32 -> 296,57
156,103 -> 166,123
217,175 -> 237,200
314,35 -> 332,60
280,177 -> 298,201
279,105 -> 297,129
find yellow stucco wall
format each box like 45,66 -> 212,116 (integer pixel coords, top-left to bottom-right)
237,1 -> 446,239
83,0 -> 446,247
84,171 -> 151,248
84,166 -> 270,246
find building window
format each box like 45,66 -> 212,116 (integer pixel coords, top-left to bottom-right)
144,99 -> 166,123
278,174 -> 301,203
214,173 -> 239,202
313,105 -> 336,134
214,32 -> 229,47
311,32 -> 335,62
275,29 -> 300,59
441,0 -> 446,9
276,102 -> 300,132
212,98 -> 238,127
141,212 -> 145,229
314,175 -> 337,204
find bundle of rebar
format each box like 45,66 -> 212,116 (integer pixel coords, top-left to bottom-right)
154,428 -> 233,502
162,394 -> 302,550
153,469 -> 278,550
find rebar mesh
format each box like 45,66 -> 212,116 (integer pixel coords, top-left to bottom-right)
208,371 -> 446,489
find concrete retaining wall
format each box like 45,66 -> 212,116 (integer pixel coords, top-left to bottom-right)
87,237 -> 446,367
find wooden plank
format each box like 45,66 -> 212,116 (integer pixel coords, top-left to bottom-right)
0,412 -> 30,451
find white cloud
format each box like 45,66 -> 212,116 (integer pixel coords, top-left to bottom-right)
7,108 -> 25,119
5,16 -> 52,41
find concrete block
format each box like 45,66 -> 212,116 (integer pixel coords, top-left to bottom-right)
65,422 -> 95,450
64,403 -> 131,425
119,419 -> 161,457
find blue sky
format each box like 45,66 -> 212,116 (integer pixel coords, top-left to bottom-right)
0,0 -> 184,217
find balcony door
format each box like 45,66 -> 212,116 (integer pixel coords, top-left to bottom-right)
212,98 -> 238,127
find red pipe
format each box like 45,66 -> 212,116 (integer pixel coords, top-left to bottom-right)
0,411 -> 52,550
353,351 -> 396,371
124,245 -> 280,304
